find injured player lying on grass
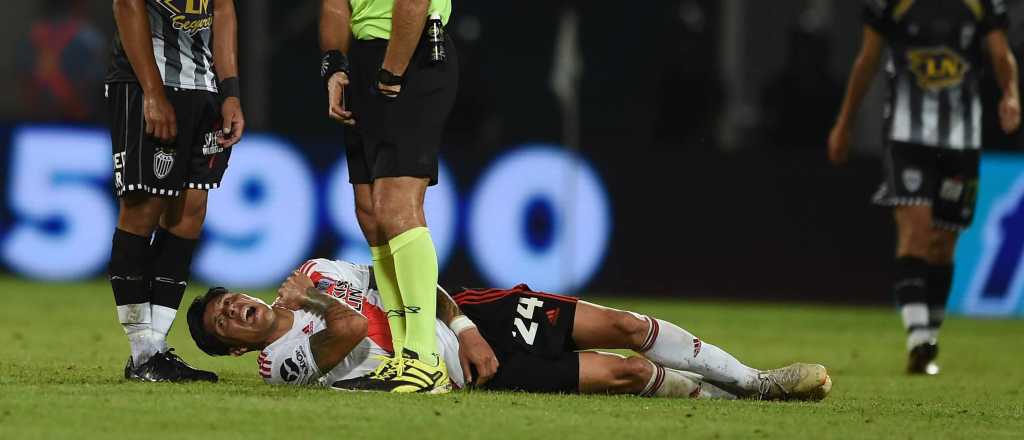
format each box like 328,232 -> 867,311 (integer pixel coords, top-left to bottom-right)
186,259 -> 832,400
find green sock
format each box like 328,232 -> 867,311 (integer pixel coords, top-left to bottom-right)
370,245 -> 405,356
389,227 -> 439,363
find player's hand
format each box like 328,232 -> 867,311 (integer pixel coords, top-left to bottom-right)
999,93 -> 1020,134
143,91 -> 177,144
457,327 -> 499,386
328,72 -> 356,126
219,97 -> 245,148
276,271 -> 315,311
827,123 -> 851,165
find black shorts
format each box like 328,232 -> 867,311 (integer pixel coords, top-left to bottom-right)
873,141 -> 980,230
106,82 -> 231,198
343,33 -> 459,186
454,284 -> 580,393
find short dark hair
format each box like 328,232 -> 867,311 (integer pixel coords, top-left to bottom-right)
187,287 -> 231,356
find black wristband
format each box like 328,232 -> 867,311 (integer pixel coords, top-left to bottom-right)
321,50 -> 350,87
219,77 -> 240,100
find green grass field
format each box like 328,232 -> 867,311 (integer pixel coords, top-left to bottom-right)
1,278 -> 1022,439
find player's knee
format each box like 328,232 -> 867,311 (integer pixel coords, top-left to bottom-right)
927,231 -> 958,264
118,195 -> 165,235
897,224 -> 932,257
616,356 -> 653,391
374,197 -> 423,237
613,311 -> 651,351
166,197 -> 208,238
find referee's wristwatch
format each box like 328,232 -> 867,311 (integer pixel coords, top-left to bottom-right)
377,68 -> 404,87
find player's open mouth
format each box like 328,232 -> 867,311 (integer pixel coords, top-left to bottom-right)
245,306 -> 256,322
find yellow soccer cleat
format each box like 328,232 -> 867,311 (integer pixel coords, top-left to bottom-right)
757,363 -> 831,401
331,350 -> 450,394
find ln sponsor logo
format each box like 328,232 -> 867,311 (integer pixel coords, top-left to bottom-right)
157,0 -> 213,36
903,168 -> 923,193
153,149 -> 175,180
907,47 -> 970,91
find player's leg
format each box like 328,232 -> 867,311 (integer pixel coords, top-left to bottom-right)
893,204 -> 936,359
151,189 -> 206,351
578,352 -> 735,399
572,301 -> 760,388
354,183 -> 406,357
571,301 -> 830,400
874,142 -> 941,374
925,229 -> 957,343
111,193 -> 167,372
918,149 -> 980,374
107,82 -> 171,377
374,176 -> 441,365
128,89 -> 229,382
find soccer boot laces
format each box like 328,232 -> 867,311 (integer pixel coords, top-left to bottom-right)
907,342 -> 939,376
330,355 -> 403,391
332,349 -> 450,394
757,363 -> 831,401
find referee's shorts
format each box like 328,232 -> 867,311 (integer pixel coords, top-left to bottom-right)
343,33 -> 458,186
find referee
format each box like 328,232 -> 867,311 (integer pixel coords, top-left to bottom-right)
829,0 -> 1019,375
319,0 -> 457,393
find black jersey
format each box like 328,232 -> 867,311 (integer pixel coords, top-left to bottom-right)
864,0 -> 1009,150
106,0 -> 218,92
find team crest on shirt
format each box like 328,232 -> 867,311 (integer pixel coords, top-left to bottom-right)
153,149 -> 176,180
907,47 -> 970,91
156,0 -> 214,36
903,168 -> 923,193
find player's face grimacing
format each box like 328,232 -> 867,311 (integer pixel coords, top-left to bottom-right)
201,293 -> 275,349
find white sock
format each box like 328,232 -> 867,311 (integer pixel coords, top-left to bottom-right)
640,361 -> 736,399
901,302 -> 934,350
151,305 -> 178,353
118,303 -> 158,364
927,307 -> 945,342
638,316 -> 761,392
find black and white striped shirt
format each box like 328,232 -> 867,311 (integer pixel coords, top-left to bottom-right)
864,0 -> 1009,150
106,0 -> 218,93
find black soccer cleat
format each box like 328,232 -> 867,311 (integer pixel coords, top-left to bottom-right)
907,342 -> 939,375
125,349 -> 218,383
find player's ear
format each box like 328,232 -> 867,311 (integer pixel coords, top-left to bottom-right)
229,347 -> 250,356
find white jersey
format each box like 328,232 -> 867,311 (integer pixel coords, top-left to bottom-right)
256,259 -> 464,388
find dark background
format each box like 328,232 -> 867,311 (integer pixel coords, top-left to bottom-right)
3,0 -> 1024,303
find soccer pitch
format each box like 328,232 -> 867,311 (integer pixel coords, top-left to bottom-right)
1,278 -> 1021,439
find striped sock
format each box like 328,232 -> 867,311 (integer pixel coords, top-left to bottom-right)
638,315 -> 760,392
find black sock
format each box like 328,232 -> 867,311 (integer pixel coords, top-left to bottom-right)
110,228 -> 152,306
894,256 -> 929,305
894,256 -> 930,341
927,263 -> 954,330
150,228 -> 199,311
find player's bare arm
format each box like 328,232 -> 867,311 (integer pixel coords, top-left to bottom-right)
277,271 -> 368,373
437,285 -> 499,385
987,29 -> 1020,134
320,0 -> 355,126
113,0 -> 176,143
213,0 -> 245,147
378,0 -> 429,96
829,26 -> 884,165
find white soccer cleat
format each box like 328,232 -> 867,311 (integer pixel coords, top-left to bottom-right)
757,363 -> 831,401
